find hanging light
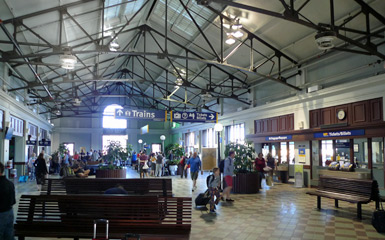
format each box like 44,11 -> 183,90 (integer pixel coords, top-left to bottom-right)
225,35 -> 236,45
232,30 -> 244,38
60,54 -> 77,70
175,78 -> 184,86
232,19 -> 242,30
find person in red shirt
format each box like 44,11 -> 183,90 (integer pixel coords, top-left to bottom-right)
73,151 -> 80,161
255,153 -> 266,189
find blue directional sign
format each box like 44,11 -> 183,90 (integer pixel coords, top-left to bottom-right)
171,111 -> 217,123
314,129 -> 365,138
115,108 -> 166,121
265,135 -> 293,141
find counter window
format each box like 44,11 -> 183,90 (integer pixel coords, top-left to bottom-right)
321,140 -> 333,166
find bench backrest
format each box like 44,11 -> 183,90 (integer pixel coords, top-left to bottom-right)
16,194 -> 191,237
40,178 -> 66,195
318,175 -> 379,200
64,178 -> 172,196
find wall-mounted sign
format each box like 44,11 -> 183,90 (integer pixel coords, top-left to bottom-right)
143,145 -> 149,149
335,142 -> 350,148
26,140 -> 37,145
314,129 -> 365,138
171,111 -> 217,123
115,108 -> 166,121
265,135 -> 293,141
103,129 -> 126,135
141,125 -> 149,135
298,148 -> 306,163
38,139 -> 51,146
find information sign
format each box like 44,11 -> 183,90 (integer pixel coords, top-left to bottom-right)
314,129 -> 365,138
115,108 -> 166,121
265,135 -> 292,141
171,111 -> 217,123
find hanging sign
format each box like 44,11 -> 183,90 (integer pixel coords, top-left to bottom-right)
38,139 -> 51,146
265,135 -> 292,141
103,129 -> 126,135
171,111 -> 217,123
314,129 -> 365,138
26,140 -> 37,145
115,108 -> 166,121
141,125 -> 149,135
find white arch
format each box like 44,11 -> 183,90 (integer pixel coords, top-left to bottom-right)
102,104 -> 127,129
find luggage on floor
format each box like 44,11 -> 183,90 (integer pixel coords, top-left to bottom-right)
372,201 -> 385,233
93,219 -> 109,240
18,175 -> 28,182
195,189 -> 210,207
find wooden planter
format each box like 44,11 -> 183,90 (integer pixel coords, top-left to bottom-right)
95,168 -> 126,178
232,173 -> 259,194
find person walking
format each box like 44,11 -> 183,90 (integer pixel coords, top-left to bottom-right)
28,152 -> 37,181
266,153 -> 276,186
179,154 -> 188,178
208,167 -> 221,213
155,153 -> 163,177
0,162 -> 16,240
255,153 -> 266,189
223,150 -> 235,202
34,153 -> 48,191
139,152 -> 148,178
185,152 -> 202,192
149,153 -> 156,176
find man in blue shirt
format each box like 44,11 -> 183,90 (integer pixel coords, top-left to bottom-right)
185,152 -> 202,192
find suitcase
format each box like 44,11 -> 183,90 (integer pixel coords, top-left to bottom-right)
372,201 -> 385,233
195,189 -> 210,207
93,219 -> 109,240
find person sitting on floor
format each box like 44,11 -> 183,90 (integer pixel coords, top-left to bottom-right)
71,164 -> 90,178
104,184 -> 128,195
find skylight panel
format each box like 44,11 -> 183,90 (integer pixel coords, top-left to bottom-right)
153,0 -> 214,36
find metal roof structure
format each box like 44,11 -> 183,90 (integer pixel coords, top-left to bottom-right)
0,0 -> 384,119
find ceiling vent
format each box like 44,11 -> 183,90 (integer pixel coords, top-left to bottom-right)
315,31 -> 336,50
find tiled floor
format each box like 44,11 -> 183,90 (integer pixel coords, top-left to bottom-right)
12,168 -> 385,240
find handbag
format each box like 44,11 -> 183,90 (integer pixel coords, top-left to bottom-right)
372,200 -> 385,233
142,163 -> 149,170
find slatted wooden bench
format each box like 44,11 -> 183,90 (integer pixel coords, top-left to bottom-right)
41,178 -> 173,197
15,194 -> 191,240
307,175 -> 380,219
64,178 -> 173,196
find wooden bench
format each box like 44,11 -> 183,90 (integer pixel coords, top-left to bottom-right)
15,194 -> 191,240
307,175 -> 380,219
42,178 -> 173,197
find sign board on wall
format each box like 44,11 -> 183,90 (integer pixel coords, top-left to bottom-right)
314,129 -> 365,138
298,148 -> 306,163
171,111 -> 217,123
38,139 -> 51,146
115,108 -> 166,121
140,125 -> 149,135
26,140 -> 37,145
265,135 -> 292,141
103,129 -> 126,135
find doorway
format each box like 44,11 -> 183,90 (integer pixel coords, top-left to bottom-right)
151,144 -> 161,154
63,143 -> 75,156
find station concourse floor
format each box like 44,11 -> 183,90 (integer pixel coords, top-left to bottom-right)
13,168 -> 385,240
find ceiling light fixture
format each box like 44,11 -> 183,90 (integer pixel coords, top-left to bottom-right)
60,54 -> 77,70
55,110 -> 61,116
225,36 -> 236,45
232,19 -> 242,30
175,78 -> 184,86
315,31 -> 336,50
232,30 -> 244,38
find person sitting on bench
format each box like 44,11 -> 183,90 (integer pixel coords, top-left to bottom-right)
72,164 -> 90,178
104,184 -> 128,195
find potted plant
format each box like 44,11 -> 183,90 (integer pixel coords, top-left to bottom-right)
165,143 -> 185,175
95,141 -> 133,178
224,142 -> 259,193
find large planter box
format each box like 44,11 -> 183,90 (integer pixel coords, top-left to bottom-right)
95,168 -> 126,178
232,173 -> 259,194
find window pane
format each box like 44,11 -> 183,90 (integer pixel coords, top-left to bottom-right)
103,105 -> 127,129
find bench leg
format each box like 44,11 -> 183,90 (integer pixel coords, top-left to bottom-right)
335,199 -> 339,208
376,200 -> 379,210
317,196 -> 321,209
357,203 -> 362,220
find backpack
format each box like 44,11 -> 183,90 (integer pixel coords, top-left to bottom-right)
219,160 -> 225,173
206,174 -> 215,188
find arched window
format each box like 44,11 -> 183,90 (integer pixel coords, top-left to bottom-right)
103,104 -> 127,129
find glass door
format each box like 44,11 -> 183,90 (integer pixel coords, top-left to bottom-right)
372,137 -> 384,189
321,140 -> 333,166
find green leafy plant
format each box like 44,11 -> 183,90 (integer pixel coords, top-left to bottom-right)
57,143 -> 68,158
100,141 -> 132,170
224,141 -> 256,174
165,143 -> 185,159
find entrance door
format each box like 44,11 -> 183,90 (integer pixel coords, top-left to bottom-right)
372,137 -> 384,189
151,144 -> 161,154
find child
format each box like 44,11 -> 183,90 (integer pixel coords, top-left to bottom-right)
208,167 -> 221,213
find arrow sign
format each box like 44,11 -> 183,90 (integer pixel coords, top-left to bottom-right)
115,108 -> 166,121
172,111 -> 217,123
